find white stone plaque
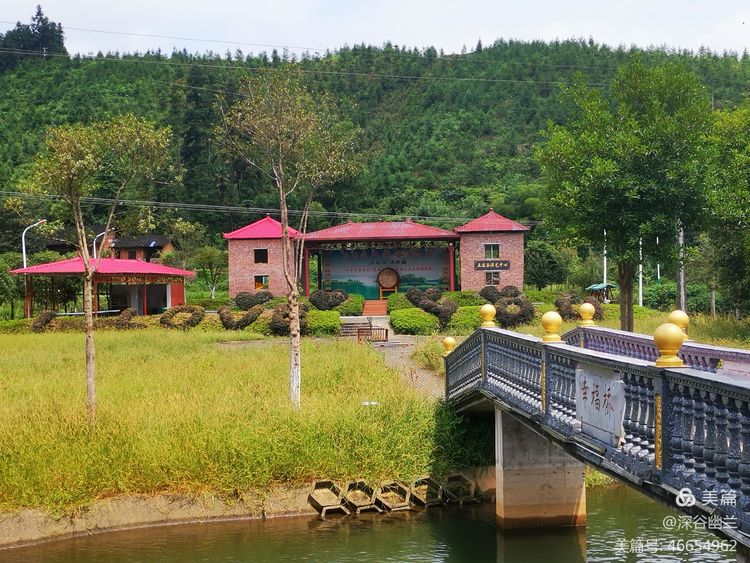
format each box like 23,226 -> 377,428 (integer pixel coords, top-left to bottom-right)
575,364 -> 626,447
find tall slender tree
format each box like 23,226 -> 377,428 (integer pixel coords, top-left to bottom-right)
537,59 -> 713,331
217,67 -> 359,408
20,115 -> 172,424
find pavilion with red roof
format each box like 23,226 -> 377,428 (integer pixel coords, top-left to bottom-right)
12,257 -> 195,317
224,210 -> 528,302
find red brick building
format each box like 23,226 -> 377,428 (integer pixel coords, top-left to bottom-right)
223,215 -> 298,296
454,209 -> 528,291
224,210 -> 527,298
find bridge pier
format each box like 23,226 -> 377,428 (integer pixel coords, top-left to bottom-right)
495,407 -> 586,528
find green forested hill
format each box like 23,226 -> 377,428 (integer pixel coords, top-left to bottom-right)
2,20 -> 750,250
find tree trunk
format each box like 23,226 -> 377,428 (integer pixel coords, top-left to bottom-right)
618,261 -> 635,332
83,272 -> 97,426
288,289 -> 301,409
10,298 -> 14,320
210,286 -> 216,299
710,289 -> 716,318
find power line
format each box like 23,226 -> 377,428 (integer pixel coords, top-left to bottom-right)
0,47 -> 610,88
0,190 -> 541,225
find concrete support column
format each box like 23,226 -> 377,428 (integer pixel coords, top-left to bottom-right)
495,407 -> 586,528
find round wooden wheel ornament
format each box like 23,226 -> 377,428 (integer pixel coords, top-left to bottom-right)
377,267 -> 399,289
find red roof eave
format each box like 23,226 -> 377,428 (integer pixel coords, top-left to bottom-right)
10,257 -> 195,277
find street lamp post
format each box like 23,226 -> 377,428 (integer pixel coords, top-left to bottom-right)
92,229 -> 111,260
21,219 -> 47,318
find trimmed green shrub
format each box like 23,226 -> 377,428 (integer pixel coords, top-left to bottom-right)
309,289 -> 348,310
334,294 -> 365,316
264,296 -> 288,309
306,310 -> 341,336
0,319 -> 31,334
160,306 -> 205,330
440,291 -> 485,307
390,308 -> 439,335
523,288 -> 561,304
496,296 -> 535,328
446,306 -> 482,334
186,297 -> 233,310
114,308 -> 145,330
387,292 -> 414,312
234,291 -> 273,311
479,285 -> 500,303
32,311 -> 57,333
248,311 -> 273,335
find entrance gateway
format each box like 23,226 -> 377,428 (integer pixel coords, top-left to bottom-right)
224,210 -> 528,299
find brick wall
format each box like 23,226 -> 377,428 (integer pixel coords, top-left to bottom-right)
458,232 -> 525,291
227,239 -> 291,297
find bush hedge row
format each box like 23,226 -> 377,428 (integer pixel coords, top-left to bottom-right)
390,308 -> 440,335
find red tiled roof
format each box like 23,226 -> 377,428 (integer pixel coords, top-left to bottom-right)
454,210 -> 529,233
11,257 -> 195,277
223,215 -> 299,240
305,219 -> 458,242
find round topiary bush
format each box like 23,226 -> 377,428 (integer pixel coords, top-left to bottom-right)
32,310 -> 57,333
406,287 -> 424,307
308,289 -> 348,310
160,305 -> 205,330
234,291 -> 273,311
496,296 -> 535,328
269,303 -> 308,336
218,305 -> 264,330
554,292 -> 578,321
424,287 -> 443,302
114,308 -> 144,330
437,298 -> 458,328
479,285 -> 501,304
498,285 -> 521,298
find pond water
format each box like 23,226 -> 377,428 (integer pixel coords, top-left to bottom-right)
4,485 -> 738,562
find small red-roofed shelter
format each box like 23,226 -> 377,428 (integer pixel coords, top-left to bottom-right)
11,257 -> 195,317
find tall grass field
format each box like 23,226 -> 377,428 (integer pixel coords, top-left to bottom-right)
0,331 -> 490,513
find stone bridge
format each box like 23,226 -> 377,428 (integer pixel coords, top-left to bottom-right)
443,305 -> 750,552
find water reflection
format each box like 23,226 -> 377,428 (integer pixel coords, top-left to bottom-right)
2,486 -> 738,562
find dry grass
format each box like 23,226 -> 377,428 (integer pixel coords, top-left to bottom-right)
0,331 -> 488,513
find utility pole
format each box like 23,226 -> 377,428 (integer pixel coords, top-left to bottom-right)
678,225 -> 686,311
603,229 -> 607,286
638,237 -> 643,307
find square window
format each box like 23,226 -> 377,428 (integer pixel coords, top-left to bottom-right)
484,244 -> 500,259
127,250 -> 137,260
254,249 -> 268,263
485,271 -> 500,286
254,275 -> 269,290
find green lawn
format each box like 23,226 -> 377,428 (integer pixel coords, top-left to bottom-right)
0,331 -> 490,513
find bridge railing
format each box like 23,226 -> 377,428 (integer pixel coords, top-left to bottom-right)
445,315 -> 750,542
564,325 -> 750,375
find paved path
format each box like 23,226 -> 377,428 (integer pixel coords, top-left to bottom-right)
371,335 -> 444,400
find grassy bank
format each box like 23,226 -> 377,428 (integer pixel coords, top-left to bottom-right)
0,331 -> 491,513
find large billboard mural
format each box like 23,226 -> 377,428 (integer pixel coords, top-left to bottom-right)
322,247 -> 449,300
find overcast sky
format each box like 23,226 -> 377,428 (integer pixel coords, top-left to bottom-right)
3,1 -> 750,57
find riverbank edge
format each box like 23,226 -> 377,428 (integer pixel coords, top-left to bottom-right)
0,466 -> 497,550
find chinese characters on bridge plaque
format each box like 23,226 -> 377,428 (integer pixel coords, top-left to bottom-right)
575,364 -> 626,447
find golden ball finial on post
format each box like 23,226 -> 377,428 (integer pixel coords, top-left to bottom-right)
667,309 -> 690,341
541,311 -> 563,342
442,336 -> 457,357
579,302 -> 596,327
480,304 -> 497,328
654,322 -> 685,367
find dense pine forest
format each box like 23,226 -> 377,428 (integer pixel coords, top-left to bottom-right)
3,8 -> 750,250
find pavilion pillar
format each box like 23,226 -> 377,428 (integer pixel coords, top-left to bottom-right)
23,276 -> 29,318
317,252 -> 323,291
142,284 -> 147,316
303,247 -> 310,296
29,276 -> 34,318
448,242 -> 456,292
